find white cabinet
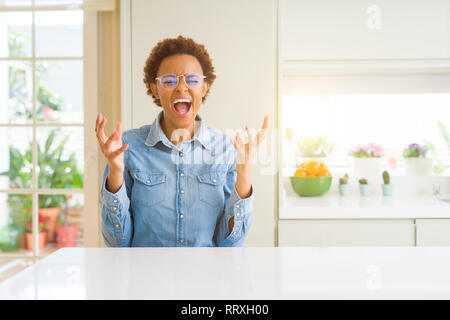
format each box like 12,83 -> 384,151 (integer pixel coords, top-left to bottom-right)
416,219 -> 450,246
281,0 -> 450,61
278,220 -> 415,246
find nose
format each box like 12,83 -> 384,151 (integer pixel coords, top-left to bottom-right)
175,75 -> 189,92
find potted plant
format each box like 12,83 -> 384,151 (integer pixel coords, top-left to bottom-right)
56,197 -> 79,248
25,215 -> 47,251
359,178 -> 371,197
0,218 -> 21,252
0,128 -> 84,246
339,173 -> 350,196
381,170 -> 394,196
402,143 -> 432,176
296,134 -> 335,166
349,143 -> 384,178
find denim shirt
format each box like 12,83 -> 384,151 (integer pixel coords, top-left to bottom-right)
100,111 -> 254,247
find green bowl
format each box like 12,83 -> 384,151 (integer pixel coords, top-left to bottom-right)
290,176 -> 333,197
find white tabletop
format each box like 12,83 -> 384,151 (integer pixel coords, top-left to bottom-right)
1,247 -> 450,299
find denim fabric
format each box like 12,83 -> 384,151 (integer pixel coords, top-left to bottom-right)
100,111 -> 254,247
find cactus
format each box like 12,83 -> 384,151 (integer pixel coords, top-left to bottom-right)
339,173 -> 349,185
358,178 -> 368,184
382,170 -> 390,185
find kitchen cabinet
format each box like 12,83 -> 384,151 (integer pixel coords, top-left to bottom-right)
416,219 -> 450,246
277,0 -> 450,248
281,0 -> 450,61
278,220 -> 415,247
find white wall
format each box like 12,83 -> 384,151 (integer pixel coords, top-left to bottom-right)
122,0 -> 278,246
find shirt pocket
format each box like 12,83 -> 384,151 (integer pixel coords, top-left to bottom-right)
131,170 -> 167,207
197,170 -> 226,209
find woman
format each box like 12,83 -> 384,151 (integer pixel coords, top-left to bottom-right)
95,35 -> 268,247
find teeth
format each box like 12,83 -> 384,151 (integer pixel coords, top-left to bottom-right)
173,98 -> 191,104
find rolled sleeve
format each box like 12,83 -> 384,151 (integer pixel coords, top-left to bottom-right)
100,163 -> 133,247
221,185 -> 254,245
215,145 -> 255,247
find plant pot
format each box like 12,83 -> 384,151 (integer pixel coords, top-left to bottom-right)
382,184 -> 394,196
26,231 -> 48,251
404,158 -> 433,176
353,157 -> 382,178
359,184 -> 371,197
339,184 -> 350,196
39,207 -> 62,243
56,224 -> 79,248
42,105 -> 59,121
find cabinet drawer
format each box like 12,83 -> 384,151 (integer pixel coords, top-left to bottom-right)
278,220 -> 415,247
416,219 -> 450,246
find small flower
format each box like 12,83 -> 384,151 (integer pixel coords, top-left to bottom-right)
403,143 -> 428,158
350,143 -> 383,158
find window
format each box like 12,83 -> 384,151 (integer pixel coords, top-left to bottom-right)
280,74 -> 450,177
0,0 -> 114,280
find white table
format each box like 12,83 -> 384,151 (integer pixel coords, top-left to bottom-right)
1,247 -> 450,299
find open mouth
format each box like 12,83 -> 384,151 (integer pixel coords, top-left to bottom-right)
172,98 -> 193,118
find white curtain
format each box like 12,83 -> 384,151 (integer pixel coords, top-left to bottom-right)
0,0 -> 115,11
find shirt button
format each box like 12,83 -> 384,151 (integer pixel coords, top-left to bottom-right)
113,207 -> 117,211
115,224 -> 119,228
146,180 -> 150,184
180,190 -> 185,194
179,152 -> 184,157
233,232 -> 237,236
236,213 -> 240,217
180,214 -> 184,219
180,239 -> 184,243
212,179 -> 216,183
113,199 -> 118,203
180,173 -> 184,177
236,204 -> 240,208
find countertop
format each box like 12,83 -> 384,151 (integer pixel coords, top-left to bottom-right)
280,174 -> 450,219
1,247 -> 450,299
280,194 -> 450,219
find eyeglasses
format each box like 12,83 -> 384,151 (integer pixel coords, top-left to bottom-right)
155,73 -> 206,91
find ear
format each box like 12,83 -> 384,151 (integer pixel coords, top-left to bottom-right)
150,82 -> 160,99
202,82 -> 210,98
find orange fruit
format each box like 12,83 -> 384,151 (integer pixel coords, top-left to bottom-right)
304,160 -> 321,176
318,168 -> 331,177
294,168 -> 308,177
318,160 -> 328,170
298,161 -> 308,169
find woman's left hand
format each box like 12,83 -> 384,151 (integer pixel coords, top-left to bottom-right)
230,115 -> 269,170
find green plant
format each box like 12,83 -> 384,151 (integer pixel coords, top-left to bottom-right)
339,173 -> 349,185
382,170 -> 390,185
25,216 -> 46,233
358,178 -> 368,184
349,143 -> 383,158
8,31 -> 63,122
37,86 -> 63,112
423,140 -> 444,175
402,143 -> 428,158
297,135 -> 335,157
0,129 -> 83,235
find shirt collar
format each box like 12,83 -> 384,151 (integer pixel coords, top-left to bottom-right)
145,110 -> 211,150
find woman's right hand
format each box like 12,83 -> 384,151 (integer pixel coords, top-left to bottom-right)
95,113 -> 128,173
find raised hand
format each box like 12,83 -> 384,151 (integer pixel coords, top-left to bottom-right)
95,113 -> 128,173
230,116 -> 269,166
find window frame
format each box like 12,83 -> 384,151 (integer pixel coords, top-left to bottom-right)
0,7 -> 99,260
